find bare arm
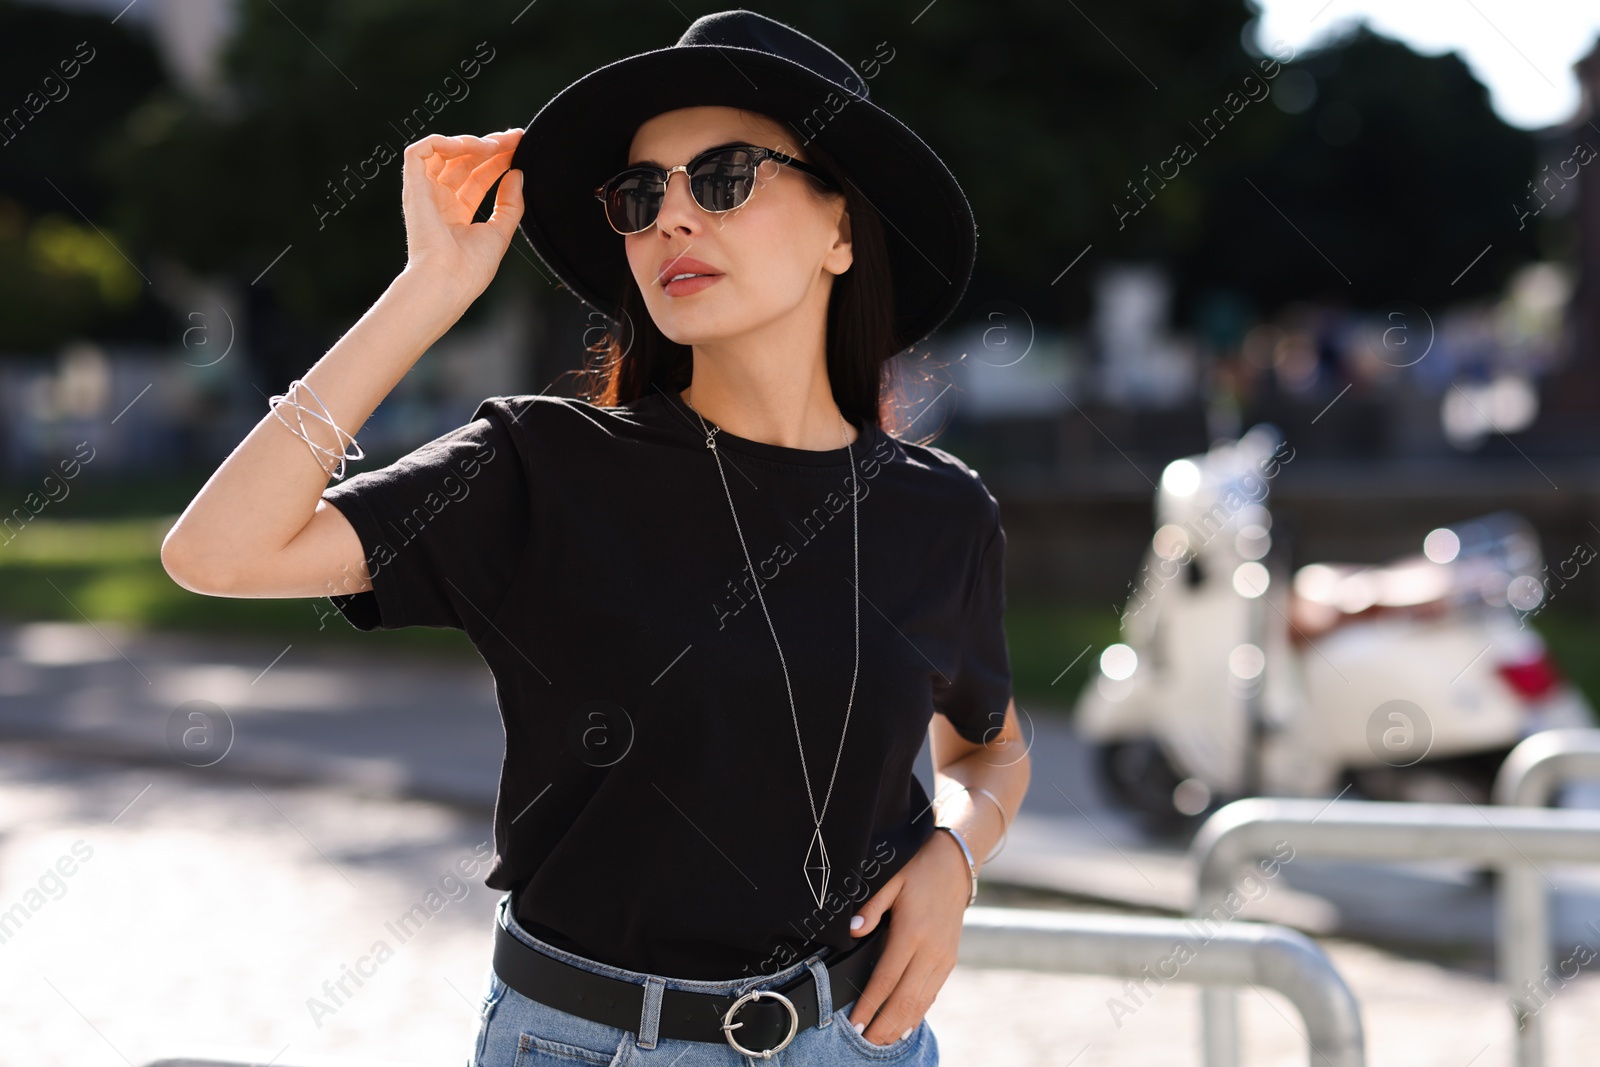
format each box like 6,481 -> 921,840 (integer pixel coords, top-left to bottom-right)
838,699 -> 1029,1045
161,128 -> 526,600
928,698 -> 1029,871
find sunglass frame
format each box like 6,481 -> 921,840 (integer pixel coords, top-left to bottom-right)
593,142 -> 839,235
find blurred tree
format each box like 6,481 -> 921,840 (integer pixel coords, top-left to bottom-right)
18,1 -> 1544,365
0,0 -> 169,352
102,0 -> 1262,348
1174,21 -> 1540,317
811,0 -> 1262,325
103,0 -> 699,384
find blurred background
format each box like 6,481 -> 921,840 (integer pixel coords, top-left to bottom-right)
5,1 -> 1600,1065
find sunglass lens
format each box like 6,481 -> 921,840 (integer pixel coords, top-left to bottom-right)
605,172 -> 663,233
689,149 -> 757,212
601,149 -> 762,232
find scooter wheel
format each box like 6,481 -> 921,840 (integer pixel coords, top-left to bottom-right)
1092,739 -> 1194,837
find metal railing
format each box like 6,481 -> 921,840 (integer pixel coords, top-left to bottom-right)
1189,796 -> 1600,1067
137,906 -> 1364,1067
958,905 -> 1364,1067
1490,728 -> 1600,1067
1493,728 -> 1600,807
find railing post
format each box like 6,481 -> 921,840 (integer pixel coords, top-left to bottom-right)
1490,728 -> 1600,1067
1190,796 -> 1600,1067
957,906 -> 1364,1067
1201,986 -> 1240,1066
1499,855 -> 1548,1066
1492,728 -> 1600,809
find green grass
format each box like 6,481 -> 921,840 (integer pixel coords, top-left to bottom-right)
1007,598 -> 1124,713
1523,610 -> 1600,714
0,516 -> 479,660
0,516 -> 1128,684
2,517 -> 1596,721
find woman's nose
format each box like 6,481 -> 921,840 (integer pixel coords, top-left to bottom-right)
653,169 -> 701,235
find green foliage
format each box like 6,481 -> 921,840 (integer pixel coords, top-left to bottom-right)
1005,598 -> 1124,712
0,0 -> 170,350
0,515 -> 478,659
108,0 -> 686,328
1528,609 -> 1600,723
94,0 -> 1287,334
4,1 -> 1551,350
0,200 -> 141,349
1174,23 -> 1541,316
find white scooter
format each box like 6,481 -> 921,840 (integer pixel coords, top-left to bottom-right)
1075,424 -> 1595,832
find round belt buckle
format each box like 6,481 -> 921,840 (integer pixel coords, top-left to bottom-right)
721,988 -> 799,1059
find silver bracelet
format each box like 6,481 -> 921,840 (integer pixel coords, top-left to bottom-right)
268,378 -> 365,481
934,784 -> 1010,864
932,824 -> 978,907
971,787 -> 1011,831
971,786 -> 1011,862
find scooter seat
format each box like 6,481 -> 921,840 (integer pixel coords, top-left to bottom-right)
1289,556 -> 1454,639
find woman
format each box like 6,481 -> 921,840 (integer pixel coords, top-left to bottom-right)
161,10 -> 1027,1066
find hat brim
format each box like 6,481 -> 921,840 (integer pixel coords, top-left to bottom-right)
509,44 -> 976,353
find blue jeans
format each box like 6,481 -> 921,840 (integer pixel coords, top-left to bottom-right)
468,891 -> 938,1066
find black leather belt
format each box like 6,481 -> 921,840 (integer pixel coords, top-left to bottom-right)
492,898 -> 889,1057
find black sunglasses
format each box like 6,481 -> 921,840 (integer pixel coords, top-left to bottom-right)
593,142 -> 839,235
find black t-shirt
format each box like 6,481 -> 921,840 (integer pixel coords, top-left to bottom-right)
320,386 -> 1012,980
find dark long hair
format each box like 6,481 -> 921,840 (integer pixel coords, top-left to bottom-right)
566,124 -> 933,441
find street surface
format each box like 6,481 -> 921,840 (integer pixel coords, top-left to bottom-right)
2,621 -> 1598,1066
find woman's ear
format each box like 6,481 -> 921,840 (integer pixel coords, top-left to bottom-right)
824,205 -> 854,276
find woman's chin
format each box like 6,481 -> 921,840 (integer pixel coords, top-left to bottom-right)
659,328 -> 728,348
651,312 -> 751,348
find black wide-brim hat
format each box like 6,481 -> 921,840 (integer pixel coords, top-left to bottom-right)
509,9 -> 976,353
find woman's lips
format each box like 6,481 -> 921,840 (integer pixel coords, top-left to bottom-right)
663,273 -> 724,297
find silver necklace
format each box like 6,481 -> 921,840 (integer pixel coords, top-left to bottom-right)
684,389 -> 860,909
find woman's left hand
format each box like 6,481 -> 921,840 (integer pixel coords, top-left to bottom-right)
842,829 -> 971,1045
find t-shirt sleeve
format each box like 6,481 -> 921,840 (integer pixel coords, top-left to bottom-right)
318,399 -> 531,633
932,508 -> 1014,745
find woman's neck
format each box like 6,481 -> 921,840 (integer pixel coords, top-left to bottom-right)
679,357 -> 859,451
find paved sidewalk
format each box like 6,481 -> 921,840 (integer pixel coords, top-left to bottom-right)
5,620 -> 1596,952
3,747 -> 1599,1067
0,621 -> 504,810
6,620 -> 1600,1066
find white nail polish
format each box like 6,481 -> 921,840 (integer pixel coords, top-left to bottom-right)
850,915 -> 864,930
902,1027 -> 913,1042
853,1021 -> 865,1034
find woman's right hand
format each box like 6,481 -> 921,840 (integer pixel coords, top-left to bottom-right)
400,128 -> 525,306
